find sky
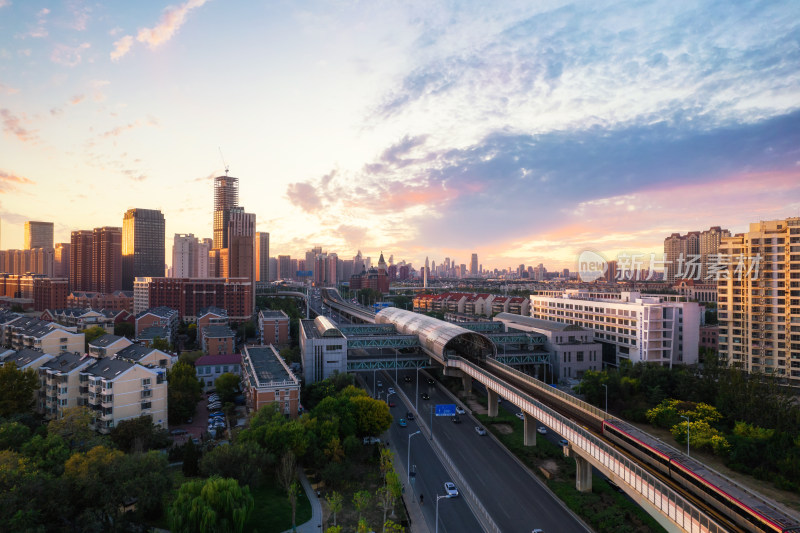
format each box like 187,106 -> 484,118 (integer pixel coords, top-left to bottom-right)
1,0 -> 799,272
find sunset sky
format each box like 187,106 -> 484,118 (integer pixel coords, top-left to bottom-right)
1,0 -> 799,271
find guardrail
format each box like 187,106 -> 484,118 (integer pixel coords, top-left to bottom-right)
449,357 -> 726,533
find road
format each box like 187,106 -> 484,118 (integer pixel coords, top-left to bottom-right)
365,370 -> 590,533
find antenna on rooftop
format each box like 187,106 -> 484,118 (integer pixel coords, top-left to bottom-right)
218,147 -> 229,176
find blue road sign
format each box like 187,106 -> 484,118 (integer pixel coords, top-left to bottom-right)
435,404 -> 456,417
296,270 -> 313,277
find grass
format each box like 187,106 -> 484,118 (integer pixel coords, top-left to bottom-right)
474,402 -> 667,533
246,480 -> 312,533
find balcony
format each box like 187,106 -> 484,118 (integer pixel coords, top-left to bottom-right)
101,396 -> 113,408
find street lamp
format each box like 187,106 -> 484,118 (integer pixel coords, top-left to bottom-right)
435,494 -> 452,533
681,415 -> 691,457
601,383 -> 608,415
407,431 -> 421,483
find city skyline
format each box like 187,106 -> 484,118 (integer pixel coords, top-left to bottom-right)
1,1 -> 799,270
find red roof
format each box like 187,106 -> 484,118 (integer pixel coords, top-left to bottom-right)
195,354 -> 242,366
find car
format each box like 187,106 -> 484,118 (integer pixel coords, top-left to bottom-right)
558,439 -> 568,447
208,403 -> 222,410
377,380 -> 383,388
208,393 -> 219,400
170,428 -> 188,436
397,418 -> 407,427
451,415 -> 462,424
387,387 -> 395,395
532,530 -> 545,533
444,482 -> 458,497
404,376 -> 412,383
455,406 -> 465,415
516,412 -> 525,420
475,426 -> 487,436
210,411 -> 224,417
537,426 -> 548,435
406,411 -> 415,420
192,438 -> 200,445
426,378 -> 435,385
362,436 -> 381,445
388,401 -> 396,408
421,393 -> 430,400
214,420 -> 226,428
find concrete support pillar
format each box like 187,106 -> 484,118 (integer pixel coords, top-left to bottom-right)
487,389 -> 498,417
575,454 -> 592,493
461,374 -> 472,395
523,412 -> 536,446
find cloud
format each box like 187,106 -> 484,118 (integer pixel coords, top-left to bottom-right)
20,7 -> 49,38
67,0 -> 91,31
70,94 -> 85,105
0,83 -> 19,95
110,35 -> 133,61
99,117 -> 158,139
51,43 -> 91,67
337,225 -> 368,247
0,109 -> 37,142
286,182 -> 323,213
0,170 -> 34,193
136,0 -> 211,49
192,171 -> 217,182
0,1 -> 11,8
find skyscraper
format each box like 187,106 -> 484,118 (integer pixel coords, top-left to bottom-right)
122,208 -> 165,290
227,208 -> 255,283
470,253 -> 478,276
70,230 -> 93,292
92,226 -> 122,293
278,255 -> 291,280
255,232 -> 269,282
213,176 -> 239,249
24,221 -> 54,250
54,243 -> 71,279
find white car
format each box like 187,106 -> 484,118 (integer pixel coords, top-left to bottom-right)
387,387 -> 395,395
474,426 -> 487,436
516,412 -> 524,420
537,426 -> 547,434
444,482 -> 459,497
455,406 -> 465,415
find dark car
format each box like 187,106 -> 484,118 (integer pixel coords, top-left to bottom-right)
421,393 -> 430,400
427,378 -> 435,385
406,411 -> 415,420
388,401 -> 396,408
404,376 -> 412,383
451,415 -> 462,424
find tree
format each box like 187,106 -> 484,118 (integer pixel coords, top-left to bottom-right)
377,471 -> 402,530
152,336 -> 172,352
113,321 -> 134,339
47,406 -> 96,450
215,372 -> 241,404
287,479 -> 301,532
82,326 -> 107,351
353,490 -> 371,522
168,361 -> 202,424
182,439 -> 200,477
326,491 -> 343,527
0,420 -> 32,451
186,323 -> 198,346
169,476 -> 253,533
110,415 -> 170,453
350,395 -> 393,437
21,433 -> 70,476
200,441 -> 270,488
0,362 -> 40,417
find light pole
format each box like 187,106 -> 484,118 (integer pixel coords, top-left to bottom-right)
682,415 -> 690,457
435,494 -> 451,533
601,383 -> 608,415
407,430 -> 421,482
395,348 -> 398,385
415,366 -> 420,413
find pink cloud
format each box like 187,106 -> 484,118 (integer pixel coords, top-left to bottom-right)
0,169 -> 34,192
0,108 -> 37,143
51,43 -> 91,67
110,35 -> 133,61
136,0 -> 211,49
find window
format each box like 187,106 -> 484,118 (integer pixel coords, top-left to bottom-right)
142,378 -> 151,386
223,365 -> 229,373
215,366 -> 221,373
577,351 -> 584,362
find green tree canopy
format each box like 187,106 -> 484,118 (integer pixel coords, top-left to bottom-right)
168,361 -> 203,424
110,415 -> 170,453
215,373 -> 241,404
200,441 -> 270,489
0,362 -> 40,417
152,336 -> 172,352
113,321 -> 134,339
169,476 -> 254,533
47,406 -> 96,450
0,420 -> 32,451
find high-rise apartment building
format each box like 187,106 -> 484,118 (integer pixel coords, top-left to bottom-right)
664,228 -> 728,282
24,221 -> 54,250
228,209 -> 255,280
470,253 -> 478,276
92,227 -> 122,293
718,217 -> 800,383
269,257 -> 278,281
122,208 -> 165,290
54,243 -> 70,279
70,230 -> 94,292
278,255 -> 291,280
699,226 -> 731,280
256,232 -> 269,282
172,233 -> 211,278
213,176 -> 239,249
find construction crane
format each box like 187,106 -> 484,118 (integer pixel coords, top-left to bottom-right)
218,147 -> 229,176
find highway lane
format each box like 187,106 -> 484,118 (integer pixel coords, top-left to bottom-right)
386,369 -> 590,533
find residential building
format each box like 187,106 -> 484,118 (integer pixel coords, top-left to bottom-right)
494,313 -> 602,380
54,243 -> 71,279
241,345 -> 300,416
42,308 -> 133,332
213,175 -> 239,250
5,319 -> 84,355
67,290 -> 134,313
699,325 -> 719,352
90,227 -> 123,294
0,348 -> 54,371
88,334 -> 133,358
256,232 -> 269,282
194,353 -> 242,390
665,227 -> 730,282
673,279 -> 718,303
197,307 -> 228,329
529,289 -> 701,368
278,255 -> 291,280
134,277 -> 253,322
258,309 -> 290,345
300,316 -> 346,383
24,221 -> 54,250
122,209 -> 165,290
114,344 -> 174,369
82,358 -> 168,433
201,325 -> 236,355
137,326 -> 170,348
37,352 -> 94,420
717,217 -> 800,381
135,306 -> 179,345
70,230 -> 94,292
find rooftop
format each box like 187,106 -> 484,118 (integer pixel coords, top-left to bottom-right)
243,345 -> 297,387
84,358 -> 135,380
202,325 -> 236,338
90,334 -> 127,348
2,348 -> 52,367
198,306 -> 228,317
195,353 -> 242,366
494,312 -> 586,332
259,309 -> 289,320
41,352 -> 91,373
136,306 -> 178,319
115,344 -> 161,362
138,326 -> 168,340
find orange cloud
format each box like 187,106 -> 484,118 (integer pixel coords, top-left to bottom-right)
136,0 -> 210,49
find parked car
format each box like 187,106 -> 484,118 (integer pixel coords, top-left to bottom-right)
210,411 -> 224,417
362,436 -> 381,445
377,380 -> 383,388
475,426 -> 487,436
388,401 -> 396,408
537,426 -> 547,435
455,406 -> 465,415
170,428 -> 188,436
444,482 -> 459,497
208,402 -> 222,410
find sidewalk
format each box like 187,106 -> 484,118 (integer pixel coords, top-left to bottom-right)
282,467 -> 323,533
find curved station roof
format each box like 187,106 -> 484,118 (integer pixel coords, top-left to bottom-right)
314,315 -> 344,338
375,307 -> 496,360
